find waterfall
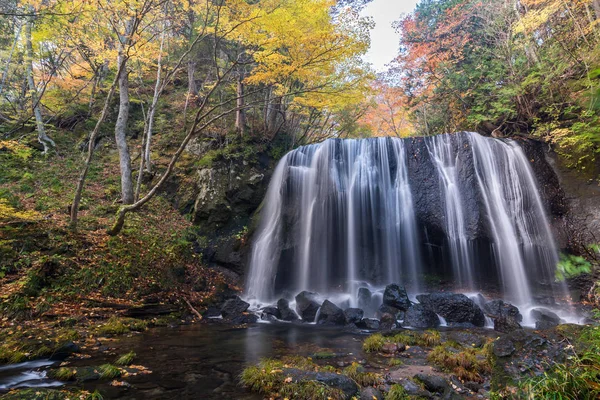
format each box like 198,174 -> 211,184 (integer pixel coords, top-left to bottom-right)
245,132 -> 560,307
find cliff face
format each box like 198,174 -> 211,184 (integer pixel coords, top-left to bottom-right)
179,138 -> 275,278
182,134 -> 588,284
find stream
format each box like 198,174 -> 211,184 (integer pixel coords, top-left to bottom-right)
0,323 -> 371,399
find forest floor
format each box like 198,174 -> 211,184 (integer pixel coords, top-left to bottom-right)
0,132 -> 239,387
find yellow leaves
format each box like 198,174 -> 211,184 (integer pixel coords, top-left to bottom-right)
0,199 -> 40,223
0,140 -> 33,160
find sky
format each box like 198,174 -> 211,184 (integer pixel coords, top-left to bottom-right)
360,0 -> 420,71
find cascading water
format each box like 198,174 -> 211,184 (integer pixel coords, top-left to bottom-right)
245,132 -> 562,310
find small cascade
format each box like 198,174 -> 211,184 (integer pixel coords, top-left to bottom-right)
245,132 -> 564,308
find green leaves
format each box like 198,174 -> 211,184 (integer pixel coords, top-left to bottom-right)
555,252 -> 593,282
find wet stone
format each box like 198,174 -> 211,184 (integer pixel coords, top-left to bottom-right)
383,284 -> 412,311
295,291 -> 321,322
414,373 -> 449,394
492,336 -> 516,357
344,308 -> 364,324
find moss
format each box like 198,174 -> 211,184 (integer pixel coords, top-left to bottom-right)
386,384 -> 410,400
312,351 -> 336,359
115,351 -> 136,366
98,364 -> 121,379
389,358 -> 404,367
0,388 -> 102,400
97,317 -> 148,335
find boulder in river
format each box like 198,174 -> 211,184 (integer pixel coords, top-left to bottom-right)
220,296 -> 250,319
295,291 -> 321,322
383,284 -> 411,311
260,306 -> 281,321
530,308 -> 561,329
344,308 -> 364,324
317,300 -> 346,325
356,318 -> 380,330
483,299 -> 522,322
494,315 -> 522,333
403,304 -> 440,329
277,298 -> 299,321
416,293 -> 485,327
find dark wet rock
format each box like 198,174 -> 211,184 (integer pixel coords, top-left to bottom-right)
360,387 -> 383,400
483,300 -> 522,322
403,304 -> 440,329
398,378 -> 432,398
530,308 -> 561,328
260,306 -> 280,320
220,296 -> 250,318
317,300 -> 346,325
494,315 -> 522,333
379,313 -> 397,330
483,299 -> 522,332
356,318 -> 380,330
492,329 -> 566,386
448,331 -> 484,348
357,288 -> 372,310
202,306 -> 222,318
536,320 -> 559,330
414,374 -> 449,394
383,284 -> 411,311
277,298 -> 299,321
231,314 -> 259,324
378,304 -> 401,318
416,293 -> 485,327
295,291 -> 321,322
344,308 -> 364,324
50,341 -> 80,361
282,368 -> 359,399
492,336 -> 515,357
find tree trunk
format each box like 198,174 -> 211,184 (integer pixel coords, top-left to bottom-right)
0,18 -> 22,97
71,59 -> 125,229
235,73 -> 246,135
25,15 -> 55,154
115,44 -> 134,204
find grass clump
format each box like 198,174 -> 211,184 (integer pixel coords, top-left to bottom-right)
98,364 -> 121,379
115,351 -> 136,366
240,359 -> 286,394
241,357 -> 348,399
517,326 -> 600,399
343,362 -> 382,387
51,367 -> 77,381
363,333 -> 386,352
279,381 -> 345,400
386,384 -> 410,400
427,344 -> 490,383
363,330 -> 442,353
